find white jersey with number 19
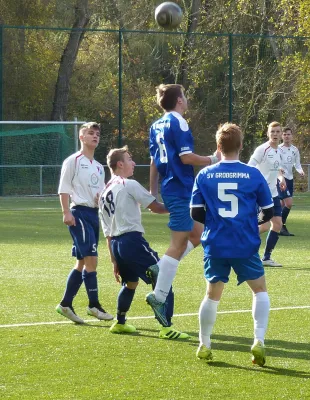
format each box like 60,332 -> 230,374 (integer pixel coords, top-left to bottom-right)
99,176 -> 156,237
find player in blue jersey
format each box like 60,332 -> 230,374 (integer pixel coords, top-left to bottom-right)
99,146 -> 189,339
146,84 -> 219,319
190,123 -> 274,366
56,122 -> 113,324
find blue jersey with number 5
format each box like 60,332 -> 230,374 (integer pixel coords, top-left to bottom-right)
190,161 -> 273,258
149,111 -> 194,199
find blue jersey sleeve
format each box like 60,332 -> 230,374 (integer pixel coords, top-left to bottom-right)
190,172 -> 206,207
171,117 -> 194,156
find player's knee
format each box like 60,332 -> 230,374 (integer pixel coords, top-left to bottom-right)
126,281 -> 139,290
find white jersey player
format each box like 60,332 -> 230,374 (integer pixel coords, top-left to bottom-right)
56,122 -> 113,324
248,121 -> 286,267
277,127 -> 305,236
99,146 -> 190,339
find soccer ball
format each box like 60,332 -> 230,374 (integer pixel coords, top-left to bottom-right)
155,2 -> 183,30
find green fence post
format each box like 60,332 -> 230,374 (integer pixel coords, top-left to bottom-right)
0,25 -> 3,196
228,34 -> 233,122
118,29 -> 123,147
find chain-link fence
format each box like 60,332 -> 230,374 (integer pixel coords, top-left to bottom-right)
0,26 -> 309,195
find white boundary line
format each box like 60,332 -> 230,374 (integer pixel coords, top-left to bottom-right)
1,305 -> 309,329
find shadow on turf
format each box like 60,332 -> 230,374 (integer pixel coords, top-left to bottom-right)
207,361 -> 310,379
186,334 -> 310,363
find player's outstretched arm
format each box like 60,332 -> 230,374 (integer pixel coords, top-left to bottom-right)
180,153 -> 218,167
148,200 -> 168,214
150,157 -> 159,198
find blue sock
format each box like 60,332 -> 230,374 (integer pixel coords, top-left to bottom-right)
117,285 -> 135,324
263,230 -> 279,260
165,288 -> 174,328
282,206 -> 290,225
82,270 -> 99,306
60,269 -> 83,307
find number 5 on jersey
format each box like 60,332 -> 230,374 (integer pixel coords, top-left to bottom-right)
218,183 -> 238,218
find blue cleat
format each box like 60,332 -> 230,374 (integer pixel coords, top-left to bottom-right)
146,292 -> 168,327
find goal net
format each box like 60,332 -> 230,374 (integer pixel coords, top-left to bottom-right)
0,121 -> 84,196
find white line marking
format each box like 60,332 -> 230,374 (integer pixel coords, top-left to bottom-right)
0,305 -> 309,329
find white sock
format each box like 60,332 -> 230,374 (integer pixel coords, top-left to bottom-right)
180,241 -> 195,260
154,255 -> 179,302
199,296 -> 219,348
252,292 -> 270,344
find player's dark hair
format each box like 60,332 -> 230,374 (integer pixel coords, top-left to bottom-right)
216,123 -> 243,155
283,126 -> 293,133
156,84 -> 185,111
107,145 -> 130,171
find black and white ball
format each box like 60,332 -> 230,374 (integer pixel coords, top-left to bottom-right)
155,2 -> 183,30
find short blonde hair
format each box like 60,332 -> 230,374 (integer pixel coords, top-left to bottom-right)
107,146 -> 130,172
79,122 -> 100,136
216,123 -> 243,155
268,121 -> 281,131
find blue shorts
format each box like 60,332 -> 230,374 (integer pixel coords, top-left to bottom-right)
162,194 -> 194,232
111,232 -> 159,283
203,252 -> 264,285
69,206 -> 99,260
272,196 -> 282,217
277,178 -> 293,200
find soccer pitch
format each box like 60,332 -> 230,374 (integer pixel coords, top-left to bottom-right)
0,195 -> 310,399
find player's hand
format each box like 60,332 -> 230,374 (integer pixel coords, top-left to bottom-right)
279,177 -> 287,191
112,261 -> 121,283
94,193 -> 100,207
214,150 -> 222,161
63,211 -> 76,226
300,172 -> 305,178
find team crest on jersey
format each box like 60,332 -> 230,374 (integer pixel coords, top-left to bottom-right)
274,160 -> 279,169
287,156 -> 292,163
91,173 -> 99,185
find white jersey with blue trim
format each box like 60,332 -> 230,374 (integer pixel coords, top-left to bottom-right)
58,151 -> 105,208
149,111 -> 195,199
248,141 -> 283,197
190,160 -> 273,258
99,176 -> 156,237
279,143 -> 304,180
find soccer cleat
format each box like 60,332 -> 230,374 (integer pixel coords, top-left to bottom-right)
146,292 -> 168,327
87,304 -> 114,321
279,225 -> 295,236
146,264 -> 159,288
56,304 -> 84,324
196,344 -> 213,361
262,258 -> 282,267
109,321 -> 136,334
159,326 -> 190,340
251,340 -> 266,367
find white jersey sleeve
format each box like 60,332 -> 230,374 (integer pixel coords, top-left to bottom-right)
58,155 -> 76,194
294,148 -> 304,175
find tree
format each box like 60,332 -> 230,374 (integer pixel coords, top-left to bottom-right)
51,0 -> 90,120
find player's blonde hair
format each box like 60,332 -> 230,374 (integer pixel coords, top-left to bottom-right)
156,84 -> 185,111
216,123 -> 243,155
79,122 -> 100,136
107,146 -> 130,172
267,121 -> 282,131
